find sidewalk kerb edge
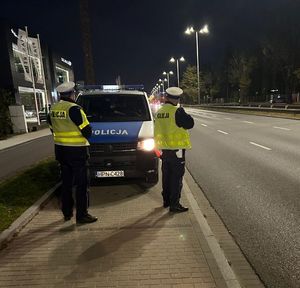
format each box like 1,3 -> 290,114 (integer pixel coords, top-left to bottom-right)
0,182 -> 61,249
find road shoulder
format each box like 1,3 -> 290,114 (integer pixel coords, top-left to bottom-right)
184,168 -> 265,288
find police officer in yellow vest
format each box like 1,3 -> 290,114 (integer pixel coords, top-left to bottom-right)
154,87 -> 194,213
48,81 -> 97,224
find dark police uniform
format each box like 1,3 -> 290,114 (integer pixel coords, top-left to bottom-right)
48,81 -> 97,224
154,87 -> 194,213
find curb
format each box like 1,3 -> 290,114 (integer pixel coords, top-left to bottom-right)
0,182 -> 61,249
0,129 -> 51,152
183,174 -> 242,288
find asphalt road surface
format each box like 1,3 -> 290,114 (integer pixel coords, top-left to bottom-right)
0,135 -> 54,180
185,108 -> 300,288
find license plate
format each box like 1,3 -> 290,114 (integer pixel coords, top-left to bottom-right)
96,170 -> 125,178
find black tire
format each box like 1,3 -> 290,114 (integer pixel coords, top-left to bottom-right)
140,173 -> 159,189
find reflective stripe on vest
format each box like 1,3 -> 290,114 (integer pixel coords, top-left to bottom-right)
50,100 -> 89,146
154,104 -> 191,149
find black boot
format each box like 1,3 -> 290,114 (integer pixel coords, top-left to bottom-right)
169,204 -> 189,213
76,213 -> 98,224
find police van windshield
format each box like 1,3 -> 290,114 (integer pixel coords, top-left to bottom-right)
77,94 -> 151,122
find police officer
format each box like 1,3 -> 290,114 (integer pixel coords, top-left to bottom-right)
48,81 -> 98,224
154,87 -> 194,213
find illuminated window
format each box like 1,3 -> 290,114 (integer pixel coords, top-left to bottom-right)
55,66 -> 69,83
12,44 -> 25,74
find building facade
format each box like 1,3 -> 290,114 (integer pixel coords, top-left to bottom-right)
0,19 -> 74,131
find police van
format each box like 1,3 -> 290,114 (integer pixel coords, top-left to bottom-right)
76,85 -> 159,186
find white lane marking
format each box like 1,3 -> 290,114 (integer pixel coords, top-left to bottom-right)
193,119 -> 208,127
217,130 -> 229,135
249,142 -> 272,151
224,118 -> 232,120
273,126 -> 291,131
242,121 -> 254,124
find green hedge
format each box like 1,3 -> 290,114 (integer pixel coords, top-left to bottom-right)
0,89 -> 14,139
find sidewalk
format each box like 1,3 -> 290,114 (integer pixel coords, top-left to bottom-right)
0,180 -> 228,288
0,179 -> 265,288
0,132 -> 264,288
0,128 -> 51,151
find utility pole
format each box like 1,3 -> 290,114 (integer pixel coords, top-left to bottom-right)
79,0 -> 95,84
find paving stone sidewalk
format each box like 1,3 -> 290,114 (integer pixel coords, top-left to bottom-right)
0,181 -> 227,288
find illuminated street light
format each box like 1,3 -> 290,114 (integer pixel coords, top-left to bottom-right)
169,57 -> 185,87
159,78 -> 168,93
163,71 -> 174,88
158,79 -> 164,93
155,83 -> 161,94
185,24 -> 209,104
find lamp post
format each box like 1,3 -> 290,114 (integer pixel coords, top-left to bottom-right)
185,24 -> 209,104
151,86 -> 156,96
169,57 -> 185,87
159,78 -> 168,93
155,83 -> 160,95
155,84 -> 160,96
162,71 -> 174,88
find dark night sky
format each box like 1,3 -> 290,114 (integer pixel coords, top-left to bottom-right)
0,0 -> 294,92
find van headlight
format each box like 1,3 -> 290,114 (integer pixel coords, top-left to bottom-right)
137,138 -> 155,151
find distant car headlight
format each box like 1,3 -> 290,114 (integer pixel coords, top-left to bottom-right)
137,138 -> 155,151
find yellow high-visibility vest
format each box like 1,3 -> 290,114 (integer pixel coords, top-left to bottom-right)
49,100 -> 90,146
154,104 -> 191,150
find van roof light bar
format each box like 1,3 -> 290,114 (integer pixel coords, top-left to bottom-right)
123,85 -> 144,91
76,84 -> 144,92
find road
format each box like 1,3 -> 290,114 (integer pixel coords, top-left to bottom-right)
185,108 -> 300,288
0,135 -> 54,180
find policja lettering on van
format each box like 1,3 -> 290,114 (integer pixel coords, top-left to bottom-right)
93,129 -> 129,136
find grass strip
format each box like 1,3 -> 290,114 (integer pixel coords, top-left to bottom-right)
0,158 -> 60,232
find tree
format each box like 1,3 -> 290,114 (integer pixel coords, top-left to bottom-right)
259,1 -> 300,95
0,89 -> 13,139
228,52 -> 256,103
293,68 -> 300,92
201,70 -> 221,103
180,65 -> 198,104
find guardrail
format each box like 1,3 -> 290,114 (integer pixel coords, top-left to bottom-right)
183,103 -> 300,118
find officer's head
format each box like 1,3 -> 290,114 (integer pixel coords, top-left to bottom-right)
165,87 -> 183,105
56,81 -> 76,100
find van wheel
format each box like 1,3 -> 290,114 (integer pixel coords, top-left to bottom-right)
141,173 -> 159,189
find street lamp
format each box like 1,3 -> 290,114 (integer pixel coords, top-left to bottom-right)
162,71 -> 174,88
154,83 -> 160,95
159,78 -> 168,93
185,24 -> 209,104
169,57 -> 185,87
155,83 -> 160,96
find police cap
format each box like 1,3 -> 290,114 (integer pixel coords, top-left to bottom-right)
166,87 -> 183,99
56,81 -> 76,96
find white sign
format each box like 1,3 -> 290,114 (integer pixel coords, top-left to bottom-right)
28,37 -> 43,84
61,57 -> 72,66
17,29 -> 32,82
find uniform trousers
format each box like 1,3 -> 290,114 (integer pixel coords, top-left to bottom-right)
161,150 -> 185,208
55,145 -> 89,219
